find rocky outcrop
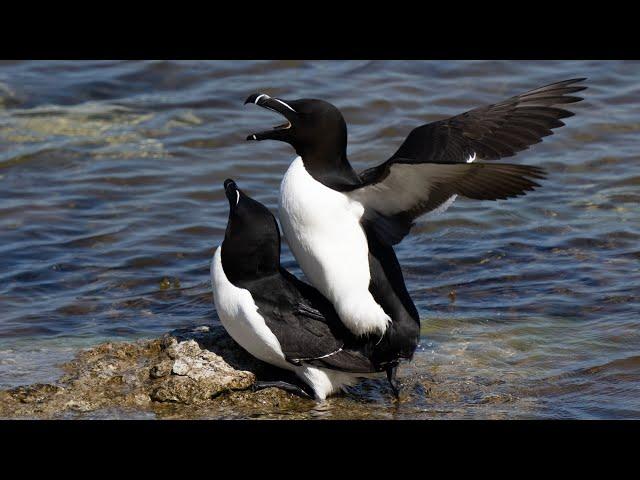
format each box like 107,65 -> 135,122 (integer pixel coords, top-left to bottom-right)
0,324 -> 531,419
0,325 -> 311,419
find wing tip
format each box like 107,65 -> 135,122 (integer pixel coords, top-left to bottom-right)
547,77 -> 588,88
527,165 -> 548,180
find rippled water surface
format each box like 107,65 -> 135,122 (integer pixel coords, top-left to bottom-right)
1,60 -> 638,419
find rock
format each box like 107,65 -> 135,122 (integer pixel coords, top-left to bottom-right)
149,360 -> 172,379
0,325 -> 282,418
9,384 -> 64,404
64,399 -> 93,412
150,338 -> 255,405
0,325 -> 427,419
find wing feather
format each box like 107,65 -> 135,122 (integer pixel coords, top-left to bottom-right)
349,78 -> 586,245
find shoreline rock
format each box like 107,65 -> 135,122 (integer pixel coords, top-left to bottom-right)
0,325 -> 311,419
2,325 -> 484,419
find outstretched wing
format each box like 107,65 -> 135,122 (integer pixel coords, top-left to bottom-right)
349,78 -> 587,244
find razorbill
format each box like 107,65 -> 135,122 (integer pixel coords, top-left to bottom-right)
244,78 -> 587,343
211,179 -> 396,400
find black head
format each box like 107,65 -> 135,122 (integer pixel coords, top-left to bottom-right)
244,93 -> 347,159
221,179 -> 281,283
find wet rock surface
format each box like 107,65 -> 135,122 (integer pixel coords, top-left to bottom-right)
0,325 -> 309,419
0,324 -> 539,419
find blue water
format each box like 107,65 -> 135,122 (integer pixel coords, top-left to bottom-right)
0,60 -> 639,418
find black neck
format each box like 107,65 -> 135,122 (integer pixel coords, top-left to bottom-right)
300,150 -> 362,191
221,215 -> 281,285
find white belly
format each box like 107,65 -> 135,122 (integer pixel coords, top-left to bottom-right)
211,246 -> 374,399
210,247 -> 291,370
278,156 -> 391,337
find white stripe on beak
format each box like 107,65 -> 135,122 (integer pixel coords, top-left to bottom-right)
272,98 -> 297,113
254,94 -> 269,104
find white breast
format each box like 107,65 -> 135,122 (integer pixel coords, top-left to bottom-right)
210,247 -> 291,370
278,156 -> 391,337
211,246 -> 376,399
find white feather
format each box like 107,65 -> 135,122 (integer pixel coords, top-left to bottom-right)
279,157 -> 391,337
211,245 -> 373,399
350,151 -> 478,218
427,151 -> 475,215
211,246 -> 290,369
298,366 -> 366,400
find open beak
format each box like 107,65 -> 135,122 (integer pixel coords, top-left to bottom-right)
244,93 -> 297,141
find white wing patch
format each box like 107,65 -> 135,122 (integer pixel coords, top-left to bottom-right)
428,151 -> 475,216
427,194 -> 458,216
292,347 -> 343,362
349,163 -> 459,216
350,152 -> 478,219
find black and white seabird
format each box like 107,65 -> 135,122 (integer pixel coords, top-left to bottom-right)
243,78 -> 587,351
211,179 -> 392,400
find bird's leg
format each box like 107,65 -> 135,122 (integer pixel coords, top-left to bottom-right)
386,366 -> 401,400
252,380 -> 313,399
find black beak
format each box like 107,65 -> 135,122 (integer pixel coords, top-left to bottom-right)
224,178 -> 241,210
244,92 -> 297,141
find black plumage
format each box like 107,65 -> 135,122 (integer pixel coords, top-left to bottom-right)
220,180 -> 382,374
350,78 -> 586,244
243,78 -> 587,371
378,78 -> 587,166
363,222 -> 420,368
246,78 -> 587,246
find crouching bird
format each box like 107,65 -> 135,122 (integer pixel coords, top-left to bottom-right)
211,179 -> 405,400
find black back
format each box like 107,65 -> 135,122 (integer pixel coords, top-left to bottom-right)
364,222 -> 421,368
220,179 -> 381,373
